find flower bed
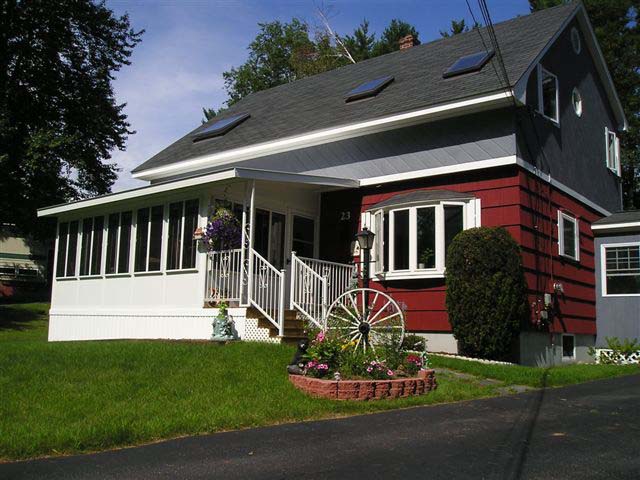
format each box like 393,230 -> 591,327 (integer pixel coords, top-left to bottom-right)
289,369 -> 437,401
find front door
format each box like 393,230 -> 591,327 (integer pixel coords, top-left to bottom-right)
291,215 -> 315,259
253,208 -> 286,270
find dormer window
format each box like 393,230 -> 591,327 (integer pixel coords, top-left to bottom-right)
538,65 -> 559,124
605,127 -> 621,175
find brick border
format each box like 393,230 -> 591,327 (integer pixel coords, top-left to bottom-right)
289,369 -> 437,401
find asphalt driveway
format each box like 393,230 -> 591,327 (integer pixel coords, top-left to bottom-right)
2,374 -> 639,480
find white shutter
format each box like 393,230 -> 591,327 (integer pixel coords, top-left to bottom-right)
373,210 -> 384,275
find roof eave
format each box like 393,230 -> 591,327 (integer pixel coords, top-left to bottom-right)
131,91 -> 515,182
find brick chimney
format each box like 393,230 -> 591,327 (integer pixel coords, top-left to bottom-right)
399,35 -> 414,50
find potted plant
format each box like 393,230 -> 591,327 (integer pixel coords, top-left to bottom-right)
202,207 -> 241,251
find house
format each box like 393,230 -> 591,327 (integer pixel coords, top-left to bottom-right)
592,211 -> 640,350
0,224 -> 50,302
37,3 -> 627,365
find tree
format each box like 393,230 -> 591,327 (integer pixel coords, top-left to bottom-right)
440,19 -> 470,37
530,0 -> 640,208
0,0 -> 143,239
342,20 -> 376,62
445,227 -> 529,361
371,19 -> 421,56
208,17 -> 420,113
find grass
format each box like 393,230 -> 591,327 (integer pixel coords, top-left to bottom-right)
0,303 -> 637,461
429,354 -> 639,387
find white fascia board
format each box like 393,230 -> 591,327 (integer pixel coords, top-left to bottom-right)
591,222 -> 640,232
37,168 -> 358,217
360,156 -> 518,186
513,5 -> 627,131
37,169 -> 237,217
132,91 -> 514,181
234,168 -> 359,188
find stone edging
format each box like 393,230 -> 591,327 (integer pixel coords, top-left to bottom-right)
289,369 -> 437,401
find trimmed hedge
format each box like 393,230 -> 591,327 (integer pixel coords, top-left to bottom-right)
445,227 -> 528,361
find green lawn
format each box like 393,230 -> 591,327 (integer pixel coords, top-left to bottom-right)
0,303 -> 637,461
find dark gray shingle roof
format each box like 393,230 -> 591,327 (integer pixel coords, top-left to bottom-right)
593,210 -> 640,226
132,3 -> 579,175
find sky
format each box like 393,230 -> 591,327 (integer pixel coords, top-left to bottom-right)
107,0 -> 531,192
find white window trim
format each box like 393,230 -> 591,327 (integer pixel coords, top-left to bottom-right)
561,333 -> 576,360
605,127 -> 621,176
558,211 -> 580,262
79,216 -> 105,277
537,64 -> 560,125
571,87 -> 582,117
600,242 -> 640,297
364,198 -> 480,281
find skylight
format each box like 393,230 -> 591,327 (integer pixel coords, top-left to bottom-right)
345,76 -> 394,102
192,113 -> 251,142
443,50 -> 495,79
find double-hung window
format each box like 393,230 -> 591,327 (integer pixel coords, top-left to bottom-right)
166,199 -> 199,270
605,127 -> 621,175
602,243 -> 640,296
79,216 -> 104,276
538,65 -> 559,123
558,211 -> 579,261
367,196 -> 478,279
55,220 -> 79,278
134,205 -> 164,272
105,211 -> 133,274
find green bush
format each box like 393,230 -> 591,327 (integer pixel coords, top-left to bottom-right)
445,227 -> 528,361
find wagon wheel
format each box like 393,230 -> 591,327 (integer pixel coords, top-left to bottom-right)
324,288 -> 404,351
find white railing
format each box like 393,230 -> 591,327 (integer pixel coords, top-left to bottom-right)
205,249 -> 243,303
291,252 -> 354,328
298,255 -> 355,306
249,248 -> 285,335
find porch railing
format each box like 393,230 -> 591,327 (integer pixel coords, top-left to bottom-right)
249,249 -> 285,335
290,252 -> 355,328
205,249 -> 243,303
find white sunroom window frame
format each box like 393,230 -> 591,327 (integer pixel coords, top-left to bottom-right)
537,64 -> 560,124
605,127 -> 621,176
365,199 -> 479,280
558,211 -> 580,262
165,198 -> 200,272
601,242 -> 640,297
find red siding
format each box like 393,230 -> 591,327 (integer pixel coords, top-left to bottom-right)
320,165 -> 604,336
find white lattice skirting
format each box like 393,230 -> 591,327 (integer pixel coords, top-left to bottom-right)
594,348 -> 640,364
48,307 -> 282,343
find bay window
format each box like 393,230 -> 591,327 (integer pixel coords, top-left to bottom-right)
368,196 -> 479,279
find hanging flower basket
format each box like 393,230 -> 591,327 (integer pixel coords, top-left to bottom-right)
202,207 -> 242,251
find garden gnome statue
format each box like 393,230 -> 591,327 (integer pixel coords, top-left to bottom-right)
287,338 -> 309,375
211,304 -> 236,342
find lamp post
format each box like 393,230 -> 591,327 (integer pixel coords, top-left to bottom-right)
355,227 -> 375,313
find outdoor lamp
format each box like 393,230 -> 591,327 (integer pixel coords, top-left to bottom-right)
355,227 -> 375,295
355,227 -> 375,250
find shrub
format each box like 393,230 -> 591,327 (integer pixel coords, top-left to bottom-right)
445,227 -> 528,361
589,337 -> 640,365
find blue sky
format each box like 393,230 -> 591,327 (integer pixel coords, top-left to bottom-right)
107,0 -> 531,191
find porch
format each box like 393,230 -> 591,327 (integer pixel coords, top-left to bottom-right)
202,177 -> 357,339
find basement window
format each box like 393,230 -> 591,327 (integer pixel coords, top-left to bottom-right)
538,65 -> 559,124
562,334 -> 575,360
558,211 -> 579,262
